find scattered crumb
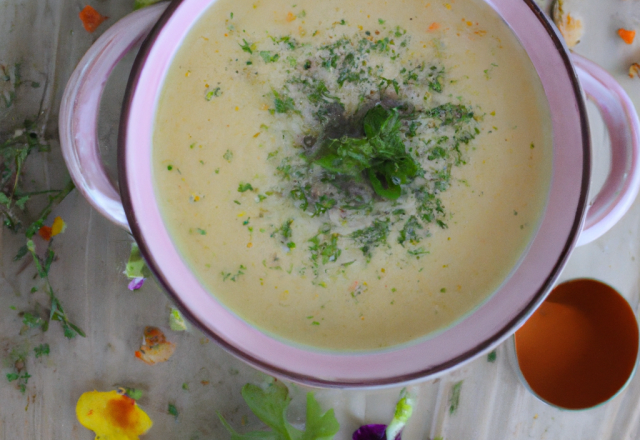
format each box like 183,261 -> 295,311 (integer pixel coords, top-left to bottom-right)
134,326 -> 176,365
552,0 -> 583,48
618,28 -> 636,45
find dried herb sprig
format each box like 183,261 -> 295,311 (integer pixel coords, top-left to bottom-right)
0,118 -> 82,338
25,238 -> 85,338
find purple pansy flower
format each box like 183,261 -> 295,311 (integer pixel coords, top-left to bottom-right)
352,388 -> 415,440
352,424 -> 401,440
128,277 -> 145,291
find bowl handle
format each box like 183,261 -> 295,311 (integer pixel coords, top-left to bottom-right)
58,3 -> 168,232
572,54 -> 640,246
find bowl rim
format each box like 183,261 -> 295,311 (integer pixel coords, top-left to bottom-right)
118,0 -> 591,388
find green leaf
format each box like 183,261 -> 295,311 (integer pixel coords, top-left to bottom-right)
368,168 -> 401,200
6,373 -> 19,382
0,192 -> 10,207
133,0 -> 163,10
240,39 -> 254,54
168,403 -> 179,419
125,242 -> 150,279
22,312 -> 44,329
68,322 -> 86,338
238,183 -> 254,192
242,382 -> 294,438
124,387 -> 143,400
221,381 -> 339,440
34,343 -> 50,358
302,393 -> 340,440
308,106 -> 421,201
14,245 -> 28,261
449,381 -> 463,415
15,195 -> 29,209
272,90 -> 296,114
218,413 -> 280,440
169,307 -> 188,331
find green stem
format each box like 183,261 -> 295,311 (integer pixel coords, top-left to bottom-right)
14,189 -> 62,197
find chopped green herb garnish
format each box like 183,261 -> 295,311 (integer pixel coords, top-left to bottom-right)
121,387 -> 143,400
223,149 -> 234,162
239,39 -> 254,54
205,87 -> 222,101
308,224 -> 341,273
221,264 -> 246,282
398,216 -> 423,246
238,182 -> 254,192
260,51 -> 280,63
271,89 -> 296,114
168,403 -> 179,419
449,381 -> 463,414
351,219 -> 390,260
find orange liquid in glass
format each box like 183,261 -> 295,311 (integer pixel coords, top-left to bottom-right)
515,279 -> 639,409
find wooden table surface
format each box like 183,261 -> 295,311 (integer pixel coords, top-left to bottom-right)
2,0 -> 640,439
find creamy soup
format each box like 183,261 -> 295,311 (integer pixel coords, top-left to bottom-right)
153,0 -> 552,350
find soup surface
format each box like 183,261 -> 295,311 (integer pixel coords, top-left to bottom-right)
153,0 -> 552,350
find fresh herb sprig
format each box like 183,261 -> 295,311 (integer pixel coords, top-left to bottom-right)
0,118 -> 82,338
25,238 -> 85,338
219,380 -> 340,440
5,348 -> 30,394
310,106 -> 421,200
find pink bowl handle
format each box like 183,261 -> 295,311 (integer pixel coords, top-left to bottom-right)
572,54 -> 640,246
59,3 -> 168,231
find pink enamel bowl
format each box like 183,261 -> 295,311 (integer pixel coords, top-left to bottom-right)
59,0 -> 640,387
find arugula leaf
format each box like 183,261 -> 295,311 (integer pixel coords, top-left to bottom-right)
219,381 -> 339,440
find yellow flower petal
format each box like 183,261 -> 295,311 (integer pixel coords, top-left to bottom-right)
76,390 -> 153,440
51,216 -> 66,237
